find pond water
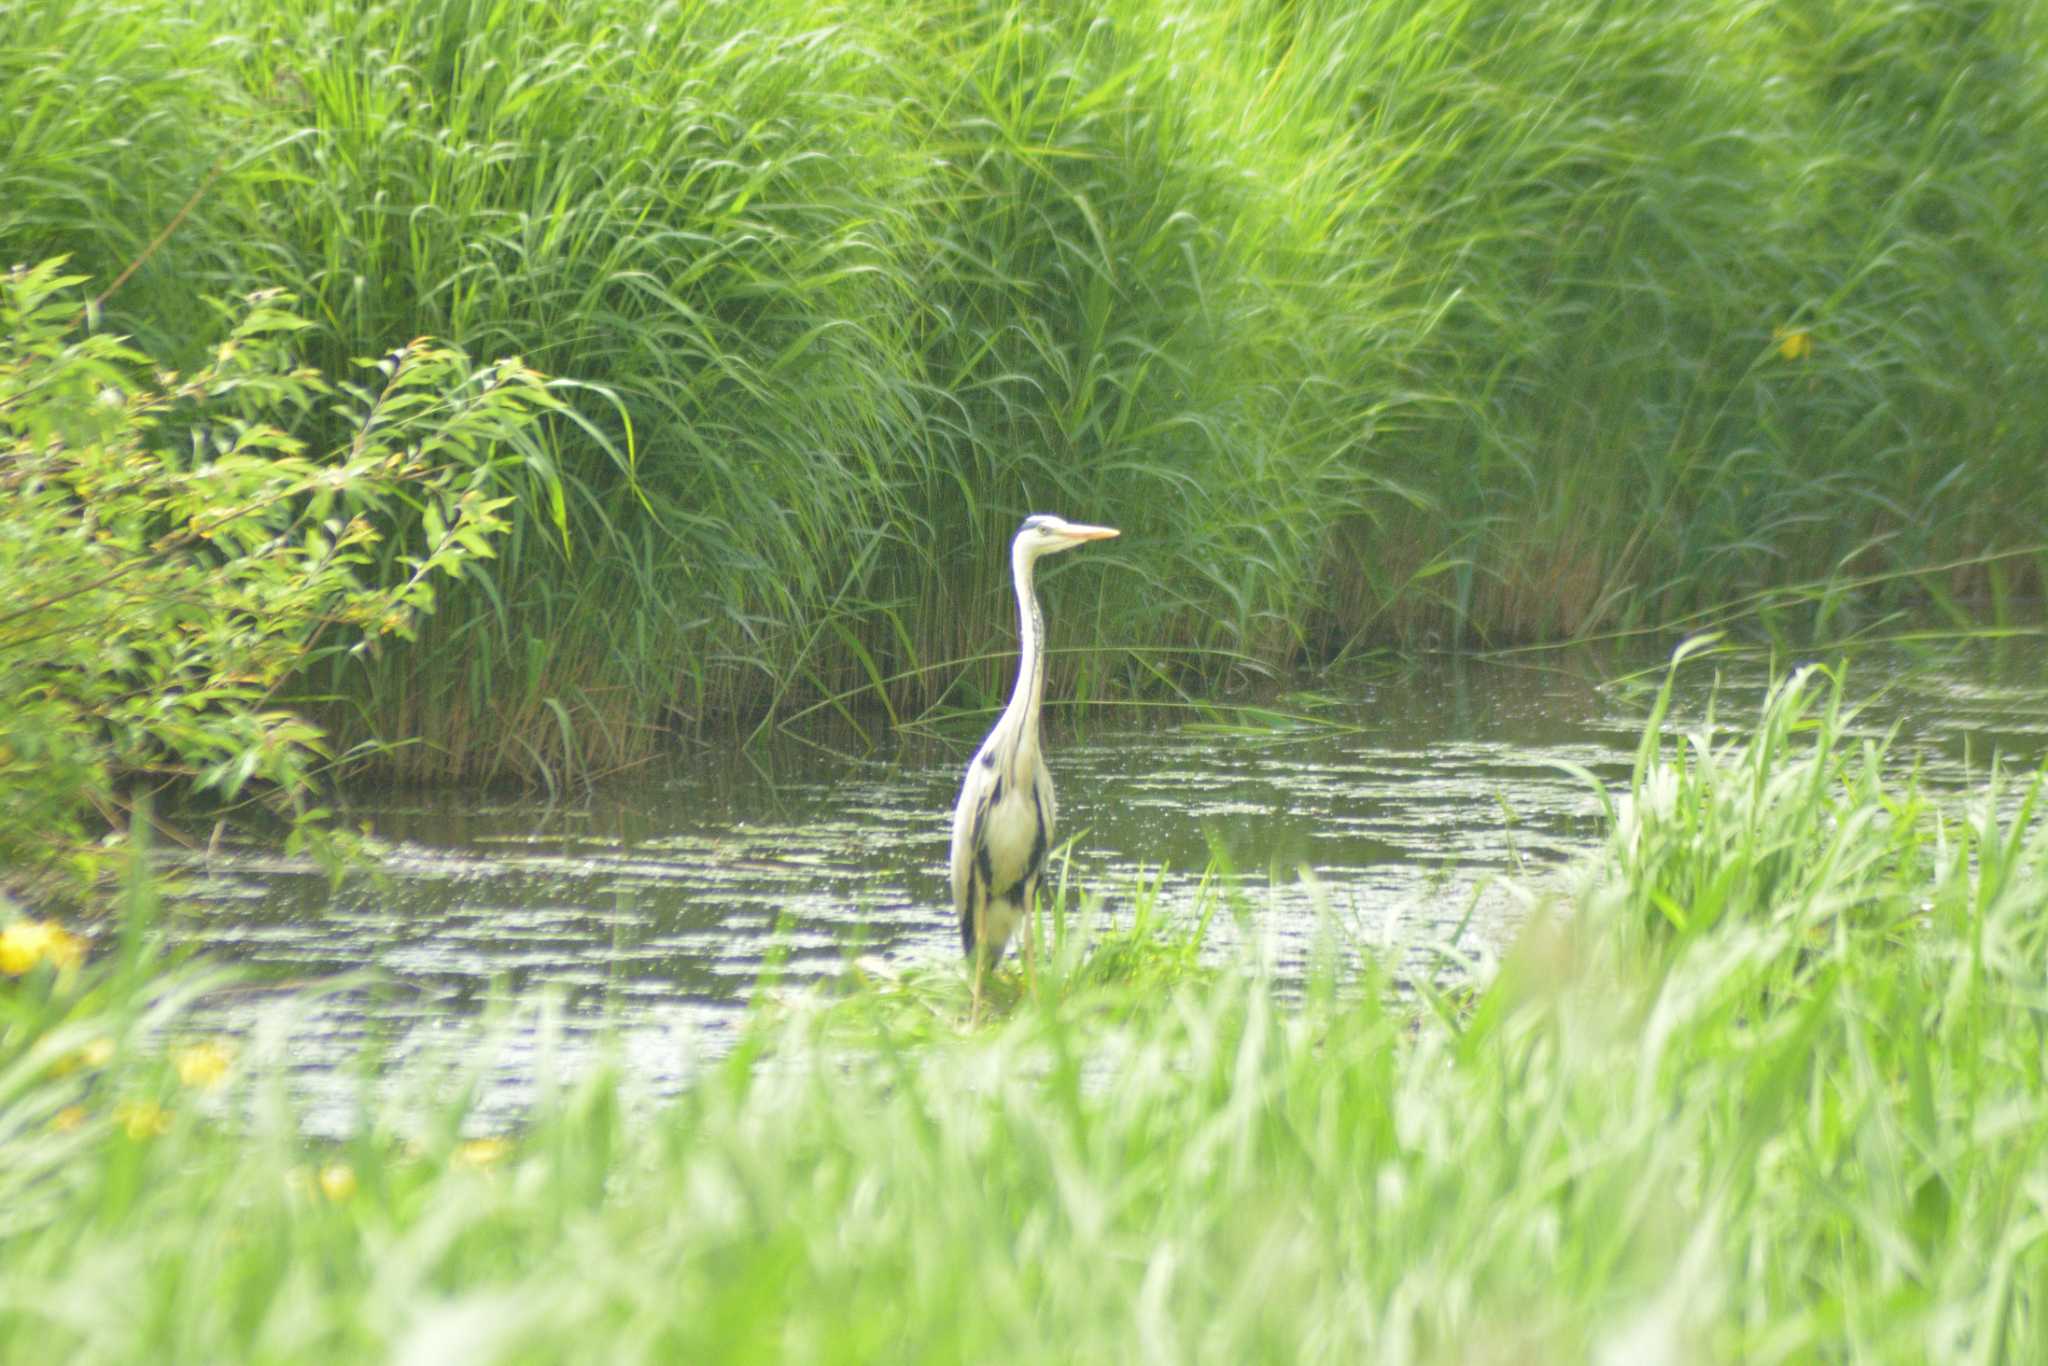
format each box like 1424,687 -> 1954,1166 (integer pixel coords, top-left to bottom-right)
170,640 -> 2048,1128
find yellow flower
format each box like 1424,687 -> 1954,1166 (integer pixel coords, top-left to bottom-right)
319,1162 -> 358,1203
1774,326 -> 1813,361
114,1100 -> 172,1140
0,922 -> 49,975
52,1106 -> 88,1133
49,1035 -> 115,1078
172,1039 -> 234,1090
0,920 -> 86,975
454,1137 -> 512,1169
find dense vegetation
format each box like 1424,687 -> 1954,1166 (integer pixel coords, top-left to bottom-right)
3,662 -> 2045,1360
8,6 -> 2047,1356
0,260 -> 553,891
6,0 -> 2044,782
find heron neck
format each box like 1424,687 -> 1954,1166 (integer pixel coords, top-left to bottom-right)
1001,539 -> 1046,760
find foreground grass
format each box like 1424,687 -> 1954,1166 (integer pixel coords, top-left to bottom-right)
7,0 -> 2047,779
4,663 -> 2047,1361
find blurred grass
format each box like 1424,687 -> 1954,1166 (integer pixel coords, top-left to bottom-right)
5,653 -> 2047,1359
5,0 -> 2046,780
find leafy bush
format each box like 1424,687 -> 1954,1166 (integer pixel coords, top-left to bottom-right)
0,259 -> 556,892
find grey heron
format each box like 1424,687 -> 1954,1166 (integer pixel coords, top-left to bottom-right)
950,513 -> 1119,1012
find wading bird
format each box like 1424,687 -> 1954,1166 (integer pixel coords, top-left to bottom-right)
950,514 -> 1119,1013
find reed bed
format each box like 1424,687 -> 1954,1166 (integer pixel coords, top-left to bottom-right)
3,660 -> 2046,1361
5,0 -> 2046,778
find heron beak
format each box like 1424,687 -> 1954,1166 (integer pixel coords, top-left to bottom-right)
1063,524 -> 1119,541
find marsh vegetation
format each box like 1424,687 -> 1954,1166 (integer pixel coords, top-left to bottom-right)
6,663 -> 2048,1359
6,0 -> 2048,1358
7,0 -> 2045,788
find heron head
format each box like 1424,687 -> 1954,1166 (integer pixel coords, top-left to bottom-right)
1014,513 -> 1120,561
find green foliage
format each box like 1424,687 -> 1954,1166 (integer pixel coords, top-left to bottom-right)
0,259 -> 556,889
1598,655 -> 1915,938
6,0 -> 2047,779
3,658 -> 2048,1359
774,854 -> 1222,1042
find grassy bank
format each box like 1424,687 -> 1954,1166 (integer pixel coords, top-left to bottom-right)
6,0 -> 2048,779
3,661 -> 2046,1360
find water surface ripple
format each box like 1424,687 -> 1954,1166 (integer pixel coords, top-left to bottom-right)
169,645 -> 2048,1125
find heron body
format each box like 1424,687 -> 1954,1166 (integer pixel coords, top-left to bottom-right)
950,514 -> 1118,991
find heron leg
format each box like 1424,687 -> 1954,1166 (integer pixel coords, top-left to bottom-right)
1022,884 -> 1039,1000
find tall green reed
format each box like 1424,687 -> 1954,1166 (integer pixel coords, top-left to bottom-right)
7,0 -> 2045,779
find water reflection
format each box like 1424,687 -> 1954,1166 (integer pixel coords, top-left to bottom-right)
171,642 -> 2048,1123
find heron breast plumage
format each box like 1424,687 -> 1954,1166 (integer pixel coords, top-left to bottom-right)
953,737 -> 1055,961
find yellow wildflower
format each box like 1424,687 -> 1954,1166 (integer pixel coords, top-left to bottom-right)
319,1162 -> 358,1203
114,1100 -> 172,1140
454,1137 -> 512,1169
49,1035 -> 115,1078
52,1106 -> 88,1134
0,921 -> 55,976
1774,326 -> 1813,361
0,920 -> 86,975
172,1039 -> 234,1090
